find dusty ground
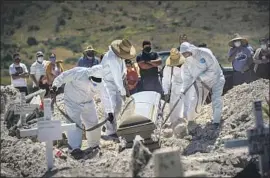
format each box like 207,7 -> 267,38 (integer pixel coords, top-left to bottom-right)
1,79 -> 269,177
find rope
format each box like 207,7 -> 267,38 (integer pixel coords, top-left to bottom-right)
51,93 -> 109,132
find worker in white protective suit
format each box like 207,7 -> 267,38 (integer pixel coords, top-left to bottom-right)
51,65 -> 114,159
100,39 -> 136,139
179,42 -> 225,128
162,48 -> 198,138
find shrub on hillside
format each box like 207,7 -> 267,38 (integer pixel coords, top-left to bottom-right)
242,14 -> 251,22
27,37 -> 38,46
65,57 -> 78,65
28,25 -> 40,32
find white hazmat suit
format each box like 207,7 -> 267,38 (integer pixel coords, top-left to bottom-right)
180,42 -> 225,124
162,65 -> 198,127
100,46 -> 127,136
52,65 -> 113,150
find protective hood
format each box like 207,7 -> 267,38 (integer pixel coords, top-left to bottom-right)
180,42 -> 197,54
87,64 -> 103,79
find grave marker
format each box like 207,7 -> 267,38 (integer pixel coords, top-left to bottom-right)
225,101 -> 269,178
14,92 -> 39,126
153,147 -> 207,177
20,98 -> 76,170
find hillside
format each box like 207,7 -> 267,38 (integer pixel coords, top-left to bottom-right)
1,1 -> 269,84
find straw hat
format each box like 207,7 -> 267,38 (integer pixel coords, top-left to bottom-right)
166,48 -> 186,66
228,33 -> 248,47
84,45 -> 96,52
111,39 -> 136,60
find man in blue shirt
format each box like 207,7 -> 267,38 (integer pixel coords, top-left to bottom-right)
77,45 -> 100,68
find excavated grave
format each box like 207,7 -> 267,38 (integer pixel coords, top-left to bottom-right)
1,79 -> 269,177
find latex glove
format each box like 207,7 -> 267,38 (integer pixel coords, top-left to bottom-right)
164,94 -> 170,102
179,92 -> 184,99
50,86 -> 58,94
107,113 -> 114,124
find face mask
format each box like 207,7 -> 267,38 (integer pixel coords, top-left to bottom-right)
261,44 -> 267,50
87,51 -> 94,58
234,41 -> 241,47
14,58 -> 21,64
143,46 -> 151,53
50,57 -> 56,64
37,57 -> 44,63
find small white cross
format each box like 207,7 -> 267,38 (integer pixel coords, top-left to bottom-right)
19,98 -> 76,170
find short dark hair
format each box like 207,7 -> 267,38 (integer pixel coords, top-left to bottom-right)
13,53 -> 20,59
142,40 -> 151,47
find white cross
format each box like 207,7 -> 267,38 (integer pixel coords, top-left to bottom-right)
19,98 -> 76,170
11,92 -> 39,126
225,101 -> 269,178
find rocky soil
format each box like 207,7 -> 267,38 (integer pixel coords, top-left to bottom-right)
1,79 -> 269,177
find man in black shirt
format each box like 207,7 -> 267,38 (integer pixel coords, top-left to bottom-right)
136,40 -> 163,94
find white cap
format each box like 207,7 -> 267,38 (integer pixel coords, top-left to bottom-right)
36,51 -> 44,57
180,42 -> 193,54
87,65 -> 103,78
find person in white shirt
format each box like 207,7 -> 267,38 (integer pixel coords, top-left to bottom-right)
9,53 -> 29,95
30,51 -> 47,93
100,39 -> 136,139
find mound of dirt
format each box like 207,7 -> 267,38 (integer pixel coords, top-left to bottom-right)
1,79 -> 269,177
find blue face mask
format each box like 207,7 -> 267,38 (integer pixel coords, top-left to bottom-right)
50,57 -> 56,63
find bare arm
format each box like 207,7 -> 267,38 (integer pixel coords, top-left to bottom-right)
30,74 -> 39,87
138,61 -> 155,69
147,58 -> 162,66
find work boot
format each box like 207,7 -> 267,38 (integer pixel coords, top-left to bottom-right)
83,146 -> 101,159
69,148 -> 84,160
173,123 -> 188,138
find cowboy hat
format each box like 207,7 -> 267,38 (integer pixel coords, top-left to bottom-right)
228,33 -> 248,47
166,48 -> 186,66
111,39 -> 136,60
84,45 -> 96,52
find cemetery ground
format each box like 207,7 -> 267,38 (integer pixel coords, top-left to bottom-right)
1,79 -> 269,177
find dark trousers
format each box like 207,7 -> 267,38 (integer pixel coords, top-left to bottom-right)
233,64 -> 259,87
141,75 -> 163,95
15,87 -> 28,95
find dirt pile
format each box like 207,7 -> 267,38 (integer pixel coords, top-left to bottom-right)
1,79 -> 269,177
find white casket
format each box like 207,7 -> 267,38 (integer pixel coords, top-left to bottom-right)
117,91 -> 162,151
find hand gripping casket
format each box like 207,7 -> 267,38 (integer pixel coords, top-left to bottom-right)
117,91 -> 162,151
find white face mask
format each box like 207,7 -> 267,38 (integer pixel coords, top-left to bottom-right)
261,44 -> 267,50
37,57 -> 44,63
234,41 -> 241,47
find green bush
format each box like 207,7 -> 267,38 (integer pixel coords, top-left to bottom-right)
65,57 -> 78,64
27,37 -> 38,46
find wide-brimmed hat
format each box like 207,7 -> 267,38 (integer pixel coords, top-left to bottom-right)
84,45 -> 96,52
166,48 -> 185,66
111,39 -> 136,60
228,33 -> 248,47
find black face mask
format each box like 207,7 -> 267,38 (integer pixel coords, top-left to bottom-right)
143,46 -> 151,53
86,51 -> 94,57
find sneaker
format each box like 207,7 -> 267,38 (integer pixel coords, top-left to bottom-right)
83,146 -> 101,159
70,148 -> 84,160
